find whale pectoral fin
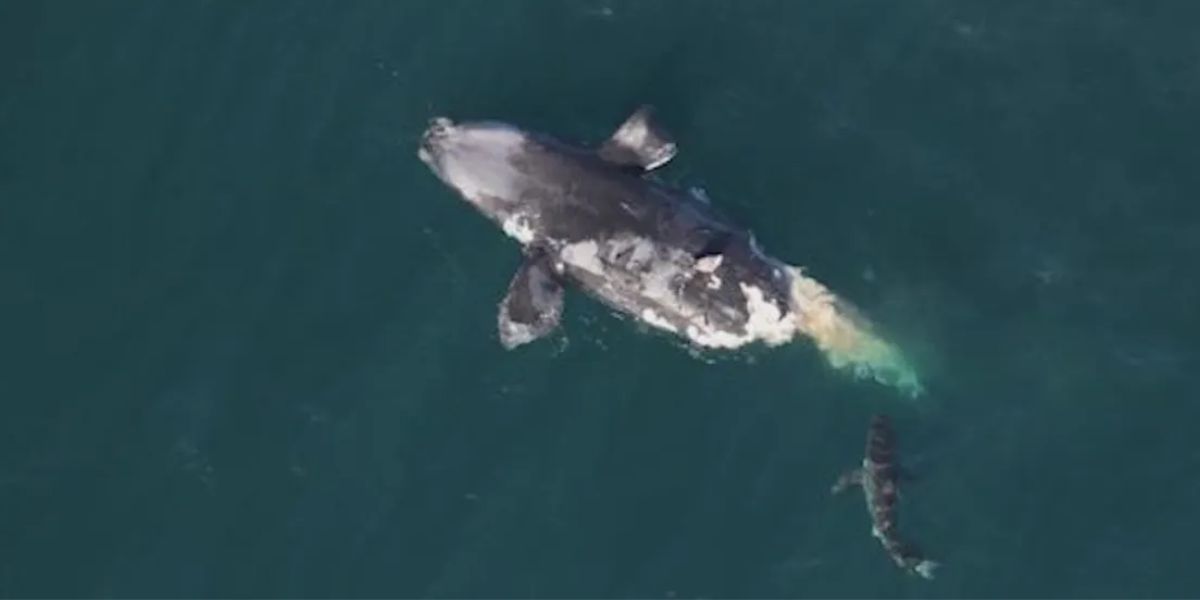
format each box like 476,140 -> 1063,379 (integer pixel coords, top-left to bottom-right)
498,250 -> 565,350
831,468 -> 864,495
598,105 -> 677,171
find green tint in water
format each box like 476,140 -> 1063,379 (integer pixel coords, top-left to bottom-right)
786,266 -> 924,398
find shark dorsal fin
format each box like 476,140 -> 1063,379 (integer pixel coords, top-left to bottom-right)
598,105 -> 677,171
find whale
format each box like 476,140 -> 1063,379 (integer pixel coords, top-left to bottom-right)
418,106 -> 920,394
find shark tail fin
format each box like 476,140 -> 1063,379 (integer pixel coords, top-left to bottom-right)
913,559 -> 939,580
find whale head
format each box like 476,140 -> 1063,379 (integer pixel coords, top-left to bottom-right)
418,117 -> 529,213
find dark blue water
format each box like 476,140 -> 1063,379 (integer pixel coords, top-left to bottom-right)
3,1 -> 1199,597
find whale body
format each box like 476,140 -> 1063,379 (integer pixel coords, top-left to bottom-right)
418,106 -> 920,394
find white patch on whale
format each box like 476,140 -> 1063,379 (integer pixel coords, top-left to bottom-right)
501,213 -> 536,244
684,324 -> 748,349
695,254 -> 722,273
739,283 -> 796,346
629,239 -> 655,267
499,319 -> 538,349
640,309 -> 677,333
679,284 -> 797,349
560,240 -> 605,275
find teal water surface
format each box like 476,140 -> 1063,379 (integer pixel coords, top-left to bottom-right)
3,1 -> 1199,597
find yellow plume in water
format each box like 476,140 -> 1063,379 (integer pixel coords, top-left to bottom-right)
785,267 -> 923,397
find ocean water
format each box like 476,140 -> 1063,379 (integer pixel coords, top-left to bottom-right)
3,1 -> 1199,597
